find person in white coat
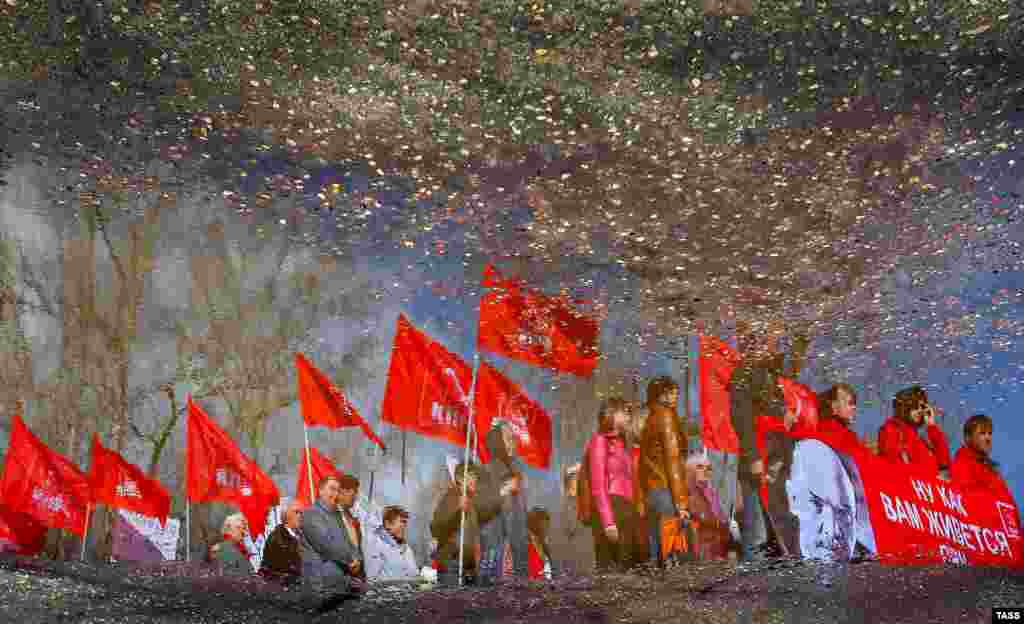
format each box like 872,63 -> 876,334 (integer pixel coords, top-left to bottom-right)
363,505 -> 420,582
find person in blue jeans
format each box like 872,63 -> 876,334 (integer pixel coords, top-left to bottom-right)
728,320 -> 807,563
477,421 -> 530,583
637,377 -> 691,568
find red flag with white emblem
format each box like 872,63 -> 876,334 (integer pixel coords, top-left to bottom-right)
186,397 -> 280,536
88,434 -> 171,526
0,416 -> 93,536
381,314 -> 475,449
473,360 -> 553,470
478,265 -> 600,377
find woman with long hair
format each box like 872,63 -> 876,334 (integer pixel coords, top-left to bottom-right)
584,397 -> 642,572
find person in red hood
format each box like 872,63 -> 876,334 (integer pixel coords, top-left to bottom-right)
877,386 -> 952,479
952,414 -> 1013,501
815,383 -> 866,456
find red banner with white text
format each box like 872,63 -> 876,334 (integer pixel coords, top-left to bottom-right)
763,421 -> 1022,568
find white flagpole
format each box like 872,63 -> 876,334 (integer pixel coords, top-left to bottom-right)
303,423 -> 316,504
80,504 -> 91,562
186,501 -> 191,562
457,352 -> 482,586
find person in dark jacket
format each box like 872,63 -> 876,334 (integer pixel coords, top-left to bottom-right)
728,319 -> 806,563
300,474 -> 365,598
431,462 -> 495,586
259,500 -> 305,586
477,421 -> 530,584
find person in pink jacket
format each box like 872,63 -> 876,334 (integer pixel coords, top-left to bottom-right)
585,397 -> 642,572
877,386 -> 952,479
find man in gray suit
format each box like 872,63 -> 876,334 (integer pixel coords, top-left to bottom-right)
301,473 -> 366,600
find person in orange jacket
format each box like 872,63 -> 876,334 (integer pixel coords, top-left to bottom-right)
877,386 -> 952,479
951,414 -> 1014,502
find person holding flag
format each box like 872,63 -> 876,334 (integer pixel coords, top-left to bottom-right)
728,320 -> 803,563
431,462 -> 486,586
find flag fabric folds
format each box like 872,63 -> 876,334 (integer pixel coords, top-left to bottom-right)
295,447 -> 343,507
0,416 -> 93,536
478,264 -> 600,378
699,335 -> 819,452
473,360 -> 553,470
88,434 -> 171,526
296,352 -> 386,451
698,335 -> 742,453
381,313 -> 475,449
186,398 -> 280,536
0,504 -> 48,555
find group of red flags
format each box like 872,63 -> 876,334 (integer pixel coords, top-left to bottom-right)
0,349 -> 396,552
0,416 -> 171,555
0,263 -> 600,555
381,264 -> 600,469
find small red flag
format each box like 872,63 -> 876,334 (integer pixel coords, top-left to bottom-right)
186,397 -> 280,536
478,265 -> 600,377
88,434 -> 171,526
296,353 -> 386,451
473,361 -> 553,470
0,504 -> 47,555
295,447 -> 343,507
381,314 -> 474,449
0,416 -> 93,536
698,335 -> 742,453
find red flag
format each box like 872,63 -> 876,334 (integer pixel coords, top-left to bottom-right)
296,353 -> 386,451
88,434 -> 171,526
698,335 -> 742,453
295,447 -> 343,507
478,264 -> 600,377
0,504 -> 47,555
381,314 -> 474,449
473,361 -> 553,470
186,398 -> 280,536
0,416 -> 92,536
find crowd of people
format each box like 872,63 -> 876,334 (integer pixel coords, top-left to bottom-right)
199,325 -> 1013,605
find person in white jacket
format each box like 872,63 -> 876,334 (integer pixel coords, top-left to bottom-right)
363,505 -> 420,582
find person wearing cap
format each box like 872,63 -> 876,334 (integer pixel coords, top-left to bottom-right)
877,386 -> 952,479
